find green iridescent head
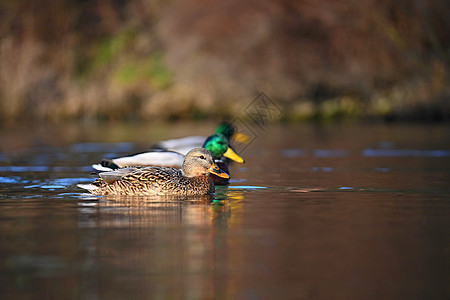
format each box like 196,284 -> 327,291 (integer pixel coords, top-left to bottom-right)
202,134 -> 245,163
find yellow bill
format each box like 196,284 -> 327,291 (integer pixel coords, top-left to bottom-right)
223,147 -> 245,163
208,163 -> 230,179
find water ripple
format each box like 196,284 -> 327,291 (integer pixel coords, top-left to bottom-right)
70,142 -> 134,153
0,166 -> 50,172
314,149 -> 348,157
0,166 -> 93,172
362,149 -> 450,158
0,176 -> 23,184
282,149 -> 306,157
228,185 -> 268,190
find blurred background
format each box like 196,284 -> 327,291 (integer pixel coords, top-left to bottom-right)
0,0 -> 449,124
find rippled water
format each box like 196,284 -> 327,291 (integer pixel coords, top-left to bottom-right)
0,123 -> 449,299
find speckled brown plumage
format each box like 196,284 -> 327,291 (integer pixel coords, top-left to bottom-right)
80,148 -> 229,196
90,166 -> 214,196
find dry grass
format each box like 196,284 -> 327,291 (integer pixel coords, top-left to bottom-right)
0,0 -> 449,123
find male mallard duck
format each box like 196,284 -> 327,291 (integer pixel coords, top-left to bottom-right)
201,133 -> 244,185
79,148 -> 229,196
152,122 -> 249,155
93,133 -> 244,172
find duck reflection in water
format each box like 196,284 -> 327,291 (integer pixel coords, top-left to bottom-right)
76,187 -> 244,298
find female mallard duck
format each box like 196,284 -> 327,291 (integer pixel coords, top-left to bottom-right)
79,148 -> 229,196
93,133 -> 244,172
152,122 -> 249,155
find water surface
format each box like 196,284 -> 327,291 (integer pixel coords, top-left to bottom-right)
0,123 -> 449,299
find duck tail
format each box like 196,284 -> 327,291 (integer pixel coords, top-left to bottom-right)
91,159 -> 120,172
101,159 -> 120,169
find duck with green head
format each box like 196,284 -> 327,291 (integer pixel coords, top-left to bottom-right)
202,133 -> 244,164
152,122 -> 249,155
201,133 -> 245,185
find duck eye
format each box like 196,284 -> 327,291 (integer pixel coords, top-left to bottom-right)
199,155 -> 205,160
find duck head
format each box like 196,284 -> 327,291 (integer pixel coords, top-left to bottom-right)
182,148 -> 230,178
203,134 -> 245,163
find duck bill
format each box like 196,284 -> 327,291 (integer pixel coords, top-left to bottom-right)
223,147 -> 245,163
208,163 -> 230,179
233,132 -> 250,143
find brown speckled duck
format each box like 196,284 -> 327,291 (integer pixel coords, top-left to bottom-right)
78,148 -> 229,196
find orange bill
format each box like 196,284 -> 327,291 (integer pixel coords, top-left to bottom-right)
208,163 -> 230,178
223,147 -> 245,163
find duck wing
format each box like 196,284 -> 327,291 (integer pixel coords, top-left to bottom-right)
99,167 -> 140,184
116,167 -> 186,194
119,167 -> 182,183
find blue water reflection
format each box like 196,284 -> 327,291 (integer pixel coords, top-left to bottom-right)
69,142 -> 134,153
362,149 -> 450,157
313,149 -> 348,157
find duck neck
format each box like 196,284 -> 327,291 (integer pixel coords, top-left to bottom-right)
182,168 -> 208,178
